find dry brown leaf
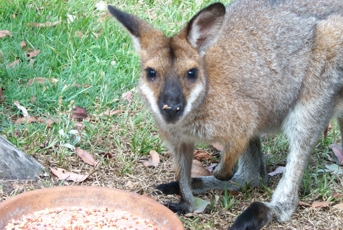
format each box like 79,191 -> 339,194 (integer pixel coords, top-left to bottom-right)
37,117 -> 59,127
298,201 -> 311,207
6,60 -> 20,68
15,117 -> 37,124
27,49 -> 40,58
50,167 -> 89,182
101,152 -> 113,159
30,95 -> 36,103
121,91 -> 133,102
312,201 -> 331,209
191,159 -> 212,177
333,203 -> 343,210
27,21 -> 60,28
71,106 -> 87,119
333,192 -> 343,200
0,88 -> 4,103
98,110 -> 123,117
75,147 -> 97,166
142,150 -> 160,168
74,31 -> 84,38
0,30 -> 12,38
13,101 -> 29,117
194,150 -> 212,161
28,77 -> 58,85
20,40 -> 27,49
74,122 -> 85,130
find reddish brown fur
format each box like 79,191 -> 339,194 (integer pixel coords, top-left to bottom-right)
109,0 -> 343,228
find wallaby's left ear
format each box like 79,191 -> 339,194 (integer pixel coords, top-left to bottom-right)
187,2 -> 226,55
108,5 -> 165,52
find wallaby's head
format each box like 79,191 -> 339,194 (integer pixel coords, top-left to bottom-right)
108,3 -> 226,125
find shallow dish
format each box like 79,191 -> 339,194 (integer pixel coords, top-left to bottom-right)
0,186 -> 183,229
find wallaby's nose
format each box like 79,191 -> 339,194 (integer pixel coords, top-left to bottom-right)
162,104 -> 181,119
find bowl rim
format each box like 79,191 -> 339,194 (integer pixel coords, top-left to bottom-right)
0,185 -> 184,230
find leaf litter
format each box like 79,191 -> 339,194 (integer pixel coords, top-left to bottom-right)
75,147 -> 97,166
0,30 -> 12,38
141,150 -> 160,168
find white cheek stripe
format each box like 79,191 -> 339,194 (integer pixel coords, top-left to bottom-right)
183,83 -> 204,117
139,83 -> 164,122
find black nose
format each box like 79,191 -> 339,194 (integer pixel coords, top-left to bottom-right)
162,105 -> 181,119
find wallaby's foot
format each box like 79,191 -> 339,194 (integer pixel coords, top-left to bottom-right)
213,162 -> 234,181
156,181 -> 180,195
231,200 -> 298,230
165,200 -> 193,214
230,202 -> 271,230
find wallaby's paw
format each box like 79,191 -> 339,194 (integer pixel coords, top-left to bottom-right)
213,163 -> 234,181
156,181 -> 180,195
165,201 -> 191,215
230,202 -> 271,230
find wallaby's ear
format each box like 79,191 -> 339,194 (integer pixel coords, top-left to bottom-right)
187,2 -> 226,55
108,5 -> 164,52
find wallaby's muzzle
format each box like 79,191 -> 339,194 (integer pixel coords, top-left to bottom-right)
158,78 -> 185,123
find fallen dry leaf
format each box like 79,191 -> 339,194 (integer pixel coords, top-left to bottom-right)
205,163 -> 217,172
191,159 -> 212,177
13,101 -> 29,117
30,95 -> 36,103
0,30 -> 12,38
141,150 -> 160,168
194,150 -> 212,161
268,166 -> 286,176
75,147 -> 97,166
50,167 -> 89,182
6,60 -> 20,68
333,192 -> 343,200
121,91 -> 133,102
66,14 -> 76,23
71,106 -> 87,119
27,49 -> 40,58
325,164 -> 343,175
74,31 -> 84,38
0,88 -> 4,103
329,144 -> 343,164
101,152 -> 113,159
20,40 -> 27,49
27,21 -> 60,28
37,117 -> 60,127
312,201 -> 331,209
333,203 -> 343,210
193,196 -> 210,213
28,77 -> 58,86
15,116 -> 37,124
298,201 -> 311,207
98,109 -> 123,117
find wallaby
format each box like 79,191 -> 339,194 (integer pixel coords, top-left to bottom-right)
108,0 -> 343,229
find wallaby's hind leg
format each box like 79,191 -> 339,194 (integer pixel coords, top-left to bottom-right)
156,137 -> 267,195
232,102 -> 334,230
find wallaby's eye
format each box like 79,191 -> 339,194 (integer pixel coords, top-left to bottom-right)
145,68 -> 157,81
186,68 -> 198,81
146,68 -> 157,81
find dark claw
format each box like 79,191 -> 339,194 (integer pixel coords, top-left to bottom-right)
156,181 -> 180,195
165,201 -> 190,215
230,202 -> 271,230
